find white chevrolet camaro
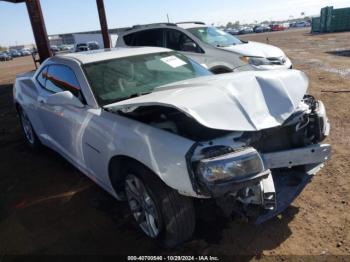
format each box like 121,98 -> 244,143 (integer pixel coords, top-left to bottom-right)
14,47 -> 330,247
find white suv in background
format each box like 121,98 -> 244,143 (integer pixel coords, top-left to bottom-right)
116,22 -> 292,73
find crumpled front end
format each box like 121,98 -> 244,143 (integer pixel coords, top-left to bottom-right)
189,95 -> 331,223
107,68 -> 331,222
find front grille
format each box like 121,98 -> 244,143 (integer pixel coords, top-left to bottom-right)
250,125 -> 305,153
267,57 -> 286,65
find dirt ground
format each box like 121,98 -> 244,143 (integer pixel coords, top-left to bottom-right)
0,28 -> 349,259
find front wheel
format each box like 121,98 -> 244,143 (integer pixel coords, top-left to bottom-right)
124,163 -> 195,247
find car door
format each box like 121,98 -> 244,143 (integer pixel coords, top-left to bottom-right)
36,64 -> 88,165
165,29 -> 209,68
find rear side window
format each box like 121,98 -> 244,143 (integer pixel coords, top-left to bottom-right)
124,29 -> 164,47
124,33 -> 135,46
44,65 -> 81,96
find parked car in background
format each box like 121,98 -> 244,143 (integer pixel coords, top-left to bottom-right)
116,22 -> 292,72
16,50 -> 24,56
254,25 -> 271,33
59,44 -> 74,52
50,45 -> 60,53
239,26 -> 254,34
3,51 -> 13,59
226,28 -> 240,35
0,51 -> 13,61
9,50 -> 21,58
13,47 -> 330,247
20,49 -> 32,56
282,22 -> 290,29
75,43 -> 89,52
67,44 -> 75,51
87,41 -> 100,50
58,45 -> 69,51
75,42 -> 100,52
270,24 -> 285,31
292,21 -> 311,28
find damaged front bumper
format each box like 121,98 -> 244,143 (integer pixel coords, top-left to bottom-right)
254,164 -> 323,224
191,96 -> 331,223
199,143 -> 331,223
263,143 -> 331,169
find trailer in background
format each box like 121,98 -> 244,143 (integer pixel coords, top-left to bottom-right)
312,6 -> 350,33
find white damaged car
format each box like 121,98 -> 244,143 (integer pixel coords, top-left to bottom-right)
14,47 -> 330,247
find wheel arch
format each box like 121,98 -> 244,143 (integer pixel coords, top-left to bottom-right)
108,155 -> 159,199
209,65 -> 233,74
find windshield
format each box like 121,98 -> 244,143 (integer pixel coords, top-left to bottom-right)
188,26 -> 243,47
83,51 -> 211,106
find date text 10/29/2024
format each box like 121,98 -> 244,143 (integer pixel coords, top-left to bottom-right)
127,256 -> 220,261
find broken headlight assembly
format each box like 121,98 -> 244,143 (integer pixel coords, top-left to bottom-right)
196,147 -> 265,183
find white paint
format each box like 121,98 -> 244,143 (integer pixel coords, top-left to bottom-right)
106,69 -> 309,131
59,46 -> 171,64
219,41 -> 289,63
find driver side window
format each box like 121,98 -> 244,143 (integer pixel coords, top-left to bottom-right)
36,64 -> 84,102
166,29 -> 202,53
45,65 -> 81,96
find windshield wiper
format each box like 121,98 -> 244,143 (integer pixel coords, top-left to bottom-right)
129,92 -> 151,98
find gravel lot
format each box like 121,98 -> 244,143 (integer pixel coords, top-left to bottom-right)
0,28 -> 349,258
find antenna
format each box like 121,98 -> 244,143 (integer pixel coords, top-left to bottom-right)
167,14 -> 170,23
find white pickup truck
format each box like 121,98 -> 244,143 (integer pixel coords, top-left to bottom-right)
13,47 -> 330,247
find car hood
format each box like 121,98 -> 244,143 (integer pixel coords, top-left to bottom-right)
105,70 -> 308,132
219,41 -> 285,58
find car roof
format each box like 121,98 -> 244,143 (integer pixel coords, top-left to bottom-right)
177,23 -> 208,29
121,22 -> 208,33
58,47 -> 172,64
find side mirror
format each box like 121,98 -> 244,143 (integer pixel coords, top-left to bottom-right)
182,42 -> 198,52
46,91 -> 84,108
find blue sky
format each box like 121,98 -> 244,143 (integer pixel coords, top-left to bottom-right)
0,0 -> 349,46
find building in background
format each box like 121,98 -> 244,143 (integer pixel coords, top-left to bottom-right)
48,27 -> 129,47
9,44 -> 36,50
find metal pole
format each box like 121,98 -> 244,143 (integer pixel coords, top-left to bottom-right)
25,0 -> 52,63
96,0 -> 111,49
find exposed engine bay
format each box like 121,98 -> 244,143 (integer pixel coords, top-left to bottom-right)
118,105 -> 231,141
117,95 -> 328,150
113,94 -> 330,223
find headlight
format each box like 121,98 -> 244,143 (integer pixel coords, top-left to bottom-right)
196,147 -> 264,183
240,56 -> 272,66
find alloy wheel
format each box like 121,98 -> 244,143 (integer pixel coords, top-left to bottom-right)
125,174 -> 161,238
20,110 -> 35,144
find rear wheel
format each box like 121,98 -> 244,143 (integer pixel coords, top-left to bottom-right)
124,163 -> 195,247
18,107 -> 41,148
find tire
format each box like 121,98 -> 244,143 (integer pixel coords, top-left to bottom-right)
124,162 -> 195,248
18,106 -> 41,149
